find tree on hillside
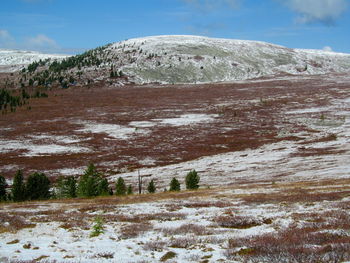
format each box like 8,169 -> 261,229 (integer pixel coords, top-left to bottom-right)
0,175 -> 7,201
115,177 -> 126,196
169,177 -> 180,191
12,170 -> 26,202
77,163 -> 103,197
56,176 -> 77,198
26,172 -> 51,200
127,185 -> 133,195
98,178 -> 110,196
185,170 -> 200,190
147,180 -> 156,193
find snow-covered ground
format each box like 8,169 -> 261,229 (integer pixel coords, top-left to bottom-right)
1,177 -> 349,262
104,35 -> 350,84
0,49 -> 68,72
1,80 -> 349,262
0,134 -> 90,157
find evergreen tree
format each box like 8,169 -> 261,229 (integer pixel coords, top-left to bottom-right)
12,170 -> 26,202
26,172 -> 51,200
98,178 -> 110,196
66,176 -> 77,198
0,175 -> 7,201
77,163 -> 102,197
115,177 -> 126,196
147,180 -> 156,193
169,177 -> 180,191
127,185 -> 133,195
56,176 -> 77,198
185,170 -> 200,190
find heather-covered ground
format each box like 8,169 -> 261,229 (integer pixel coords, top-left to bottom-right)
1,178 -> 350,262
0,73 -> 349,262
1,73 -> 349,185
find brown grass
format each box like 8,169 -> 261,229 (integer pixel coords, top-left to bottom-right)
168,236 -> 199,249
120,222 -> 153,239
215,214 -> 266,229
240,187 -> 350,204
226,225 -> 350,262
0,212 -> 36,233
161,223 -> 212,236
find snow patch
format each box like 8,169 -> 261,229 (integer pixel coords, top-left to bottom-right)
154,114 -> 218,126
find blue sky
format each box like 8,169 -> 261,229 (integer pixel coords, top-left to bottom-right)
0,0 -> 349,54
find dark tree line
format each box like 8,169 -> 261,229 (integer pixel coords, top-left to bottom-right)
0,165 -> 200,203
5,170 -> 51,202
0,89 -> 23,113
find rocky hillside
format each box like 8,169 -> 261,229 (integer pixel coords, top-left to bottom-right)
12,35 -> 350,87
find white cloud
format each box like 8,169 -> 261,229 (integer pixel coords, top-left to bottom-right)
323,46 -> 333,52
286,0 -> 348,25
0,29 -> 16,48
183,0 -> 241,11
26,34 -> 59,49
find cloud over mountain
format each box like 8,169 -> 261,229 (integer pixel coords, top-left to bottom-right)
286,0 -> 348,25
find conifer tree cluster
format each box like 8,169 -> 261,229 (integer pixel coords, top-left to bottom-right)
1,164 -> 201,203
10,170 -> 50,201
77,163 -> 110,197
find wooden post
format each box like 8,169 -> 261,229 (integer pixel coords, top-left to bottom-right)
138,170 -> 152,194
138,170 -> 141,194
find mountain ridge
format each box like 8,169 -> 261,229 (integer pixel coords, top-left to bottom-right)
3,35 -> 350,86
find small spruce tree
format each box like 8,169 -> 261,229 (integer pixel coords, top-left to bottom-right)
127,185 -> 133,195
25,172 -> 51,200
185,170 -> 200,190
12,170 -> 26,202
0,175 -> 7,201
90,216 -> 105,237
115,177 -> 126,196
98,178 -> 110,196
57,176 -> 77,198
169,177 -> 180,191
66,176 -> 77,198
147,180 -> 156,193
77,163 -> 102,197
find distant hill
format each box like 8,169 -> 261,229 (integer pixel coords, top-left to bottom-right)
0,49 -> 68,73
7,35 -> 350,86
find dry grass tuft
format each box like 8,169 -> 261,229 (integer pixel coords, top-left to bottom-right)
120,222 -> 153,239
169,236 -> 199,249
161,223 -> 212,236
143,240 -> 167,251
183,201 -> 233,208
0,212 -> 36,233
215,214 -> 265,229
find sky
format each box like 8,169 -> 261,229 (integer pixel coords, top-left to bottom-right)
0,0 -> 349,54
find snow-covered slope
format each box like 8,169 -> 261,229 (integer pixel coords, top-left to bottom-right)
10,35 -> 350,84
0,49 -> 68,72
103,35 -> 350,84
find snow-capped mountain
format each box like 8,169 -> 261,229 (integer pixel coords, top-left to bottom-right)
108,35 -> 350,83
0,49 -> 68,72
5,35 -> 350,84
